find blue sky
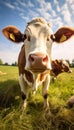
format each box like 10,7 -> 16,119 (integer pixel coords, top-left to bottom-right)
0,0 -> 74,64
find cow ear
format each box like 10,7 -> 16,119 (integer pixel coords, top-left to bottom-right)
2,26 -> 26,43
51,27 -> 74,43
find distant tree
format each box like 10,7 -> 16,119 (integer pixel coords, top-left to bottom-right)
0,59 -> 3,65
4,62 -> 9,66
12,61 -> 18,66
71,59 -> 74,67
15,61 -> 18,66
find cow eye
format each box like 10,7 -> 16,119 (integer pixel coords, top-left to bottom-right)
24,34 -> 27,40
24,34 -> 31,41
27,35 -> 31,41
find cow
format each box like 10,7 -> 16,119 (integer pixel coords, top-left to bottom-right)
2,17 -> 74,110
51,59 -> 72,80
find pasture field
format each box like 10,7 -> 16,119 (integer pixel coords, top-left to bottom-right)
0,65 -> 74,130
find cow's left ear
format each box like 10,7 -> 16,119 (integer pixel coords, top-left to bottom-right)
51,27 -> 74,43
2,26 -> 26,43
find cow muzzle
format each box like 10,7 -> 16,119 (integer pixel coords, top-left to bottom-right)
28,53 -> 49,73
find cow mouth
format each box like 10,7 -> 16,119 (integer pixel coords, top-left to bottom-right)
30,68 -> 49,73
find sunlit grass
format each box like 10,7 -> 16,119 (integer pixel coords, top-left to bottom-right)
0,65 -> 74,130
0,65 -> 18,82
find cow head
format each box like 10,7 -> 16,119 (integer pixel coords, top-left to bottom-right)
2,18 -> 74,73
51,59 -> 71,75
60,60 -> 71,73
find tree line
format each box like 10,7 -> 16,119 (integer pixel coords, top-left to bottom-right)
0,58 -> 74,67
0,59 -> 18,66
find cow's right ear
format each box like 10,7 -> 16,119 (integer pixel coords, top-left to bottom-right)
2,26 -> 26,43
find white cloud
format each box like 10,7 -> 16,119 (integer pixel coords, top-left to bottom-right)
28,9 -> 39,19
54,0 -> 58,5
61,3 -> 72,25
52,36 -> 74,62
50,17 -> 63,29
51,9 -> 57,17
37,0 -> 56,20
19,13 -> 29,21
71,4 -> 74,13
56,4 -> 60,12
16,0 -> 34,8
67,0 -> 74,12
54,0 -> 60,12
0,51 -> 18,64
16,0 -> 26,7
4,2 -> 15,10
62,10 -> 71,23
37,8 -> 51,20
66,0 -> 74,4
5,0 -> 35,21
15,6 -> 24,13
0,41 -> 22,64
27,1 -> 34,7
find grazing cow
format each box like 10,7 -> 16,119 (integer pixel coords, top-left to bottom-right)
51,59 -> 71,78
2,18 -> 74,110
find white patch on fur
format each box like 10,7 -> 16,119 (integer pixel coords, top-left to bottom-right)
42,75 -> 50,108
23,73 -> 32,86
19,74 -> 26,92
42,75 -> 50,96
19,74 -> 28,97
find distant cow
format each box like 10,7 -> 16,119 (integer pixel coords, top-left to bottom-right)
2,17 -> 74,110
51,59 -> 71,79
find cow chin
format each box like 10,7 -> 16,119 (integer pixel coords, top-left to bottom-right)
25,61 -> 51,74
30,68 -> 47,73
25,65 -> 50,74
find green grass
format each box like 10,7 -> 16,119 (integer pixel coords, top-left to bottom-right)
0,65 -> 74,130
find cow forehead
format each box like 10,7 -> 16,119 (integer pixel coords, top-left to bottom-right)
27,17 -> 49,28
25,20 -> 53,37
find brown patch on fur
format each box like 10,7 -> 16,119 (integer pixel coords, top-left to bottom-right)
18,44 -> 26,75
37,70 -> 50,82
18,45 -> 34,83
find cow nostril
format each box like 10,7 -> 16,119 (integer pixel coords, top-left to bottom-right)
42,56 -> 48,63
29,55 -> 35,63
29,54 -> 48,68
31,57 -> 34,62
